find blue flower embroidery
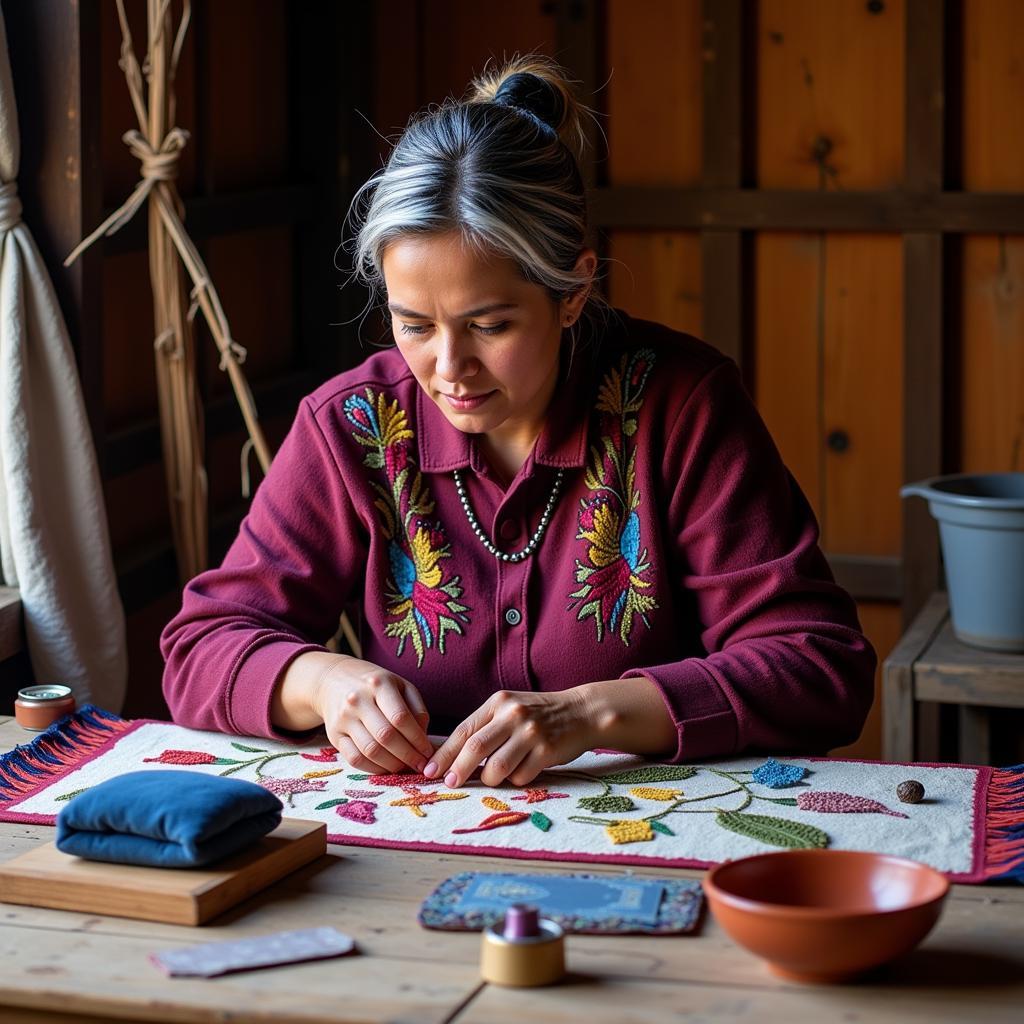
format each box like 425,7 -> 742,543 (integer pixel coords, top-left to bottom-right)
752,759 -> 807,789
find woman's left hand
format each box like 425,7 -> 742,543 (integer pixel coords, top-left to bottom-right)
423,688 -> 595,788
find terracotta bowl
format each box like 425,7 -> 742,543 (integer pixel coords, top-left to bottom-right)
702,849 -> 950,983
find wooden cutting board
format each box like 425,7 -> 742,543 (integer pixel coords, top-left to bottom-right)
0,818 -> 326,925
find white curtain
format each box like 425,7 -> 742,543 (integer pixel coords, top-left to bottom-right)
0,10 -> 127,710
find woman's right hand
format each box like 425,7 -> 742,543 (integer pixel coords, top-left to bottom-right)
310,656 -> 434,774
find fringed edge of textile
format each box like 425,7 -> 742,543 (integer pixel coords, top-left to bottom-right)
986,763 -> 1024,882
0,705 -> 128,801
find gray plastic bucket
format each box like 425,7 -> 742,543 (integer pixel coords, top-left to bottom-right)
901,472 -> 1024,652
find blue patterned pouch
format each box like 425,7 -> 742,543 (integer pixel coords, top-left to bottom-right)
56,770 -> 283,868
419,871 -> 704,934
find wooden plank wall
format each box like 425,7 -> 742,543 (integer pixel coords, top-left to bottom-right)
379,0 -> 1023,759
87,0 -> 365,716
13,1 -> 1018,756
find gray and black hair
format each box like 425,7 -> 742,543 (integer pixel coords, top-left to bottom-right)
341,54 -> 612,342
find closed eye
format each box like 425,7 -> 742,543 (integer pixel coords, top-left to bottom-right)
397,322 -> 509,336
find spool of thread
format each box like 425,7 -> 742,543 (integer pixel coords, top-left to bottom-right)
14,685 -> 76,731
480,904 -> 565,987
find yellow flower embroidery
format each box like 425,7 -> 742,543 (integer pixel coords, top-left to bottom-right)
605,819 -> 655,845
629,786 -> 683,802
482,796 -> 510,811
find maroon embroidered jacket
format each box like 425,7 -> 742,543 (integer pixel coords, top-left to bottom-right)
161,310 -> 876,760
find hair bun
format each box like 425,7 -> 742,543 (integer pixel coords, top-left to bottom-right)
494,71 -> 564,133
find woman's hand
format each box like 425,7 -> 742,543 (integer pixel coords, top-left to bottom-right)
310,657 -> 434,775
422,689 -> 595,789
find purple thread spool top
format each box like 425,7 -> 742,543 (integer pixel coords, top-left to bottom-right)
503,904 -> 540,940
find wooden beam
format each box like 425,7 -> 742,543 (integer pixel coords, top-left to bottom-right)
590,186 -> 1024,233
555,0 -> 603,198
104,371 -> 316,480
100,185 -> 319,256
901,0 -> 945,627
700,0 -> 745,370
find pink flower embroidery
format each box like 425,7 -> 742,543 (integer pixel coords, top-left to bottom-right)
336,800 -> 377,825
258,777 -> 328,797
796,791 -> 908,818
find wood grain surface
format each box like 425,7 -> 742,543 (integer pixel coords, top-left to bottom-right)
0,820 -> 326,926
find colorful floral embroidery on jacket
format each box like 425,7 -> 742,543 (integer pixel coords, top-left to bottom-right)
569,349 -> 658,644
344,388 -> 470,665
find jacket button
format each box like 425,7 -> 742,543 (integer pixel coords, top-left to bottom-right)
499,519 -> 520,541
504,607 -> 522,626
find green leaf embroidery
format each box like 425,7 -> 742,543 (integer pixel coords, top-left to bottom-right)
650,820 -> 675,836
314,799 -> 349,810
762,797 -> 799,806
55,788 -> 89,802
230,742 -> 267,753
348,774 -> 370,781
578,795 -> 636,813
530,812 -> 552,832
211,758 -> 243,765
716,811 -> 829,850
601,766 -> 697,785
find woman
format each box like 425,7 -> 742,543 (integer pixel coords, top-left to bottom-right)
161,56 -> 876,790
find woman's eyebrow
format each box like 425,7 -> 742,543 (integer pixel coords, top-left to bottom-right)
387,302 -> 519,318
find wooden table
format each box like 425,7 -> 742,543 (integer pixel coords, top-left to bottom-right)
884,592 -> 1024,765
1,716 -> 1023,1023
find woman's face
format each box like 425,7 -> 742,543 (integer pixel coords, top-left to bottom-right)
381,231 -> 593,453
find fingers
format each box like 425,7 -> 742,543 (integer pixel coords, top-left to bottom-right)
373,678 -> 433,761
423,709 -> 485,784
333,733 -> 393,776
345,720 -> 407,774
359,700 -> 430,773
438,716 -> 515,789
320,664 -> 433,773
401,681 -> 431,731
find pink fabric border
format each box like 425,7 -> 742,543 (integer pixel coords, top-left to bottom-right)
0,717 -> 995,883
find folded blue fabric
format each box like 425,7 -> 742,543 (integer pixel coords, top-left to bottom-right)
55,770 -> 283,868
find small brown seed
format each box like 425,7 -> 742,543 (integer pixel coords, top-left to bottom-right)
897,780 -> 925,804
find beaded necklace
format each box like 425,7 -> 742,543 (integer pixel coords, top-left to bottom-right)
452,467 -> 565,563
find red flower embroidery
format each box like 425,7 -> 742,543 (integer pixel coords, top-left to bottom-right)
301,747 -> 340,762
368,772 -> 443,787
511,788 -> 570,804
452,811 -> 530,834
143,749 -> 218,765
384,442 -> 409,480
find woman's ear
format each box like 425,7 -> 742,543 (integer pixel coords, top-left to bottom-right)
562,248 -> 598,324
